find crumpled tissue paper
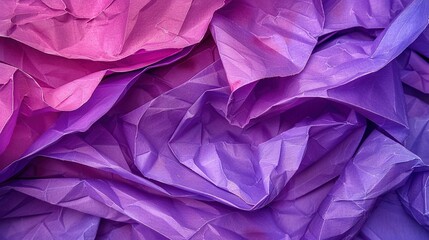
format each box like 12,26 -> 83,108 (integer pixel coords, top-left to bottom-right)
1,0 -> 429,239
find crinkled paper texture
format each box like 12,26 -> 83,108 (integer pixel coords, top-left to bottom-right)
1,0 -> 429,239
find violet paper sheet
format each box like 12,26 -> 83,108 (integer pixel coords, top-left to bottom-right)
1,0 -> 429,239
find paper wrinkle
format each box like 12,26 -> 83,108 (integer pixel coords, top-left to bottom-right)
304,130 -> 426,239
1,0 -> 429,239
210,0 -> 324,90
0,44 -> 193,177
359,193 -> 429,239
0,190 -> 100,240
0,0 -> 224,61
228,29 -> 407,140
322,0 -> 412,34
399,51 -> 429,94
0,0 -> 222,171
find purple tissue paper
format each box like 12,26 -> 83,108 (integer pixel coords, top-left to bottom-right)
1,0 -> 429,239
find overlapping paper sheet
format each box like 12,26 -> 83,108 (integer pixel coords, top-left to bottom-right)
1,0 -> 429,239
